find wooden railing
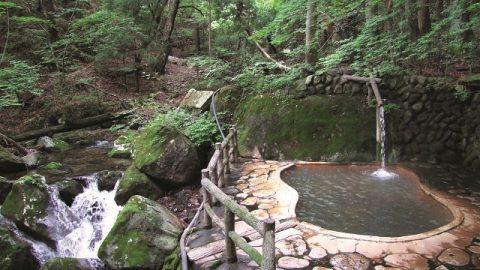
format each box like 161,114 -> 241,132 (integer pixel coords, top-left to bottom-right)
200,126 -> 276,270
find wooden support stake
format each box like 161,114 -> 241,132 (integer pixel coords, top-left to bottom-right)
201,169 -> 212,229
216,142 -> 225,187
262,219 -> 276,270
232,126 -> 239,162
225,207 -> 237,263
223,141 -> 230,174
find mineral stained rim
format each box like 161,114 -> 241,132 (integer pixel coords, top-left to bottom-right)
275,161 -> 464,243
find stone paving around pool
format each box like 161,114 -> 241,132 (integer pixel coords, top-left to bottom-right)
186,160 -> 480,269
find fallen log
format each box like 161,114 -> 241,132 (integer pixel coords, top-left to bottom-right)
0,132 -> 29,155
12,110 -> 133,142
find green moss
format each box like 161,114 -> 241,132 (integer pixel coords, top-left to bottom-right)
40,258 -> 80,270
107,148 -> 131,158
162,246 -> 181,270
132,126 -> 173,169
52,139 -> 71,151
1,174 -> 50,239
44,162 -> 62,170
235,95 -> 376,161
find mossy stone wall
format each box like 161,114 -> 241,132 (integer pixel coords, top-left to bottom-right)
235,95 -> 376,161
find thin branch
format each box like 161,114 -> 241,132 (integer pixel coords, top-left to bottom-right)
179,5 -> 204,16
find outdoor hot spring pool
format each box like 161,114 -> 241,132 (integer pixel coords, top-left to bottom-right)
281,164 -> 454,237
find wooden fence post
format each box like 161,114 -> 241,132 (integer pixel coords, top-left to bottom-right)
262,219 -> 276,270
201,169 -> 212,229
225,206 -> 237,263
232,125 -> 239,162
223,140 -> 230,175
216,142 -> 225,187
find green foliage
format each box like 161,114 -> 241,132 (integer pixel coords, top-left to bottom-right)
453,85 -> 470,102
0,61 -> 42,108
147,110 -> 220,146
11,16 -> 51,26
383,103 -> 400,112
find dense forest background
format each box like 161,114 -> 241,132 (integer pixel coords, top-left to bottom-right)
0,0 -> 478,134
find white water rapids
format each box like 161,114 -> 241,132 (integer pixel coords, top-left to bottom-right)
1,173 -> 122,264
56,175 -> 122,258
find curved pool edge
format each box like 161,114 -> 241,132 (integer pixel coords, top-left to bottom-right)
273,161 -> 465,243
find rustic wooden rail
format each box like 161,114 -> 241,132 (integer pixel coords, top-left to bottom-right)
341,75 -> 384,158
200,126 -> 276,269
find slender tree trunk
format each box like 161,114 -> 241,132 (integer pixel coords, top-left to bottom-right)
153,0 -> 180,74
460,5 -> 473,42
207,0 -> 212,56
305,0 -> 315,65
434,0 -> 443,20
195,24 -> 201,53
383,0 -> 393,31
405,0 -> 420,39
417,0 -> 431,35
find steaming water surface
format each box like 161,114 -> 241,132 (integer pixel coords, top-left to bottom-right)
282,165 -> 453,237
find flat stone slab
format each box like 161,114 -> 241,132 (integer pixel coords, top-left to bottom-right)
308,246 -> 328,260
179,89 -> 214,110
438,247 -> 470,266
384,253 -> 428,270
276,235 -> 308,256
468,245 -> 480,254
277,256 -> 310,269
329,253 -> 370,270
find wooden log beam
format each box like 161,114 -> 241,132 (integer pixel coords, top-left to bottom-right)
261,220 -> 276,270
12,111 -> 132,142
370,79 -> 383,106
341,74 -> 381,83
204,203 -> 224,230
201,178 -> 263,234
228,231 -> 263,266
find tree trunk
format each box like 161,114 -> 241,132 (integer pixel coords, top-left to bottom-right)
305,0 -> 315,65
417,0 -> 431,35
153,0 -> 180,74
383,0 -> 393,31
207,0 -> 212,56
460,6 -> 473,42
405,0 -> 420,39
195,24 -> 201,53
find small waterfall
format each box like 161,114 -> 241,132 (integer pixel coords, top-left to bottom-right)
1,172 -> 122,264
57,175 -> 122,258
371,106 -> 398,179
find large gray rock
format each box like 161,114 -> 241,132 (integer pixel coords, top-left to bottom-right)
114,165 -> 164,205
133,125 -> 200,188
0,226 -> 40,270
0,176 -> 14,204
96,170 -> 122,191
98,195 -> 184,269
179,88 -> 214,111
1,174 -> 78,244
0,146 -> 24,172
55,179 -> 84,206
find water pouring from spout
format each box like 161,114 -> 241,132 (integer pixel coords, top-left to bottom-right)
371,105 -> 398,179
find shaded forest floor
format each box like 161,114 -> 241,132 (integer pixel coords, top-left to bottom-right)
0,60 -> 202,136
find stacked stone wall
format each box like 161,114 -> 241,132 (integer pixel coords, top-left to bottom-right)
302,70 -> 480,171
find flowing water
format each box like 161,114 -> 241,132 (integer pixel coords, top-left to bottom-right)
371,106 -> 398,179
282,164 -> 453,237
56,174 -> 121,258
1,142 -> 125,264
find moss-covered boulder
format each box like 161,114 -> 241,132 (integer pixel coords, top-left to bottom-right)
98,195 -> 184,269
114,165 -> 164,205
37,137 -> 72,152
235,95 -> 376,161
0,227 -> 40,270
108,134 -> 133,159
133,125 -> 200,188
96,170 -> 122,191
1,174 -> 78,244
0,176 -> 14,204
40,257 -> 104,270
0,146 -> 25,173
55,179 -> 84,206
